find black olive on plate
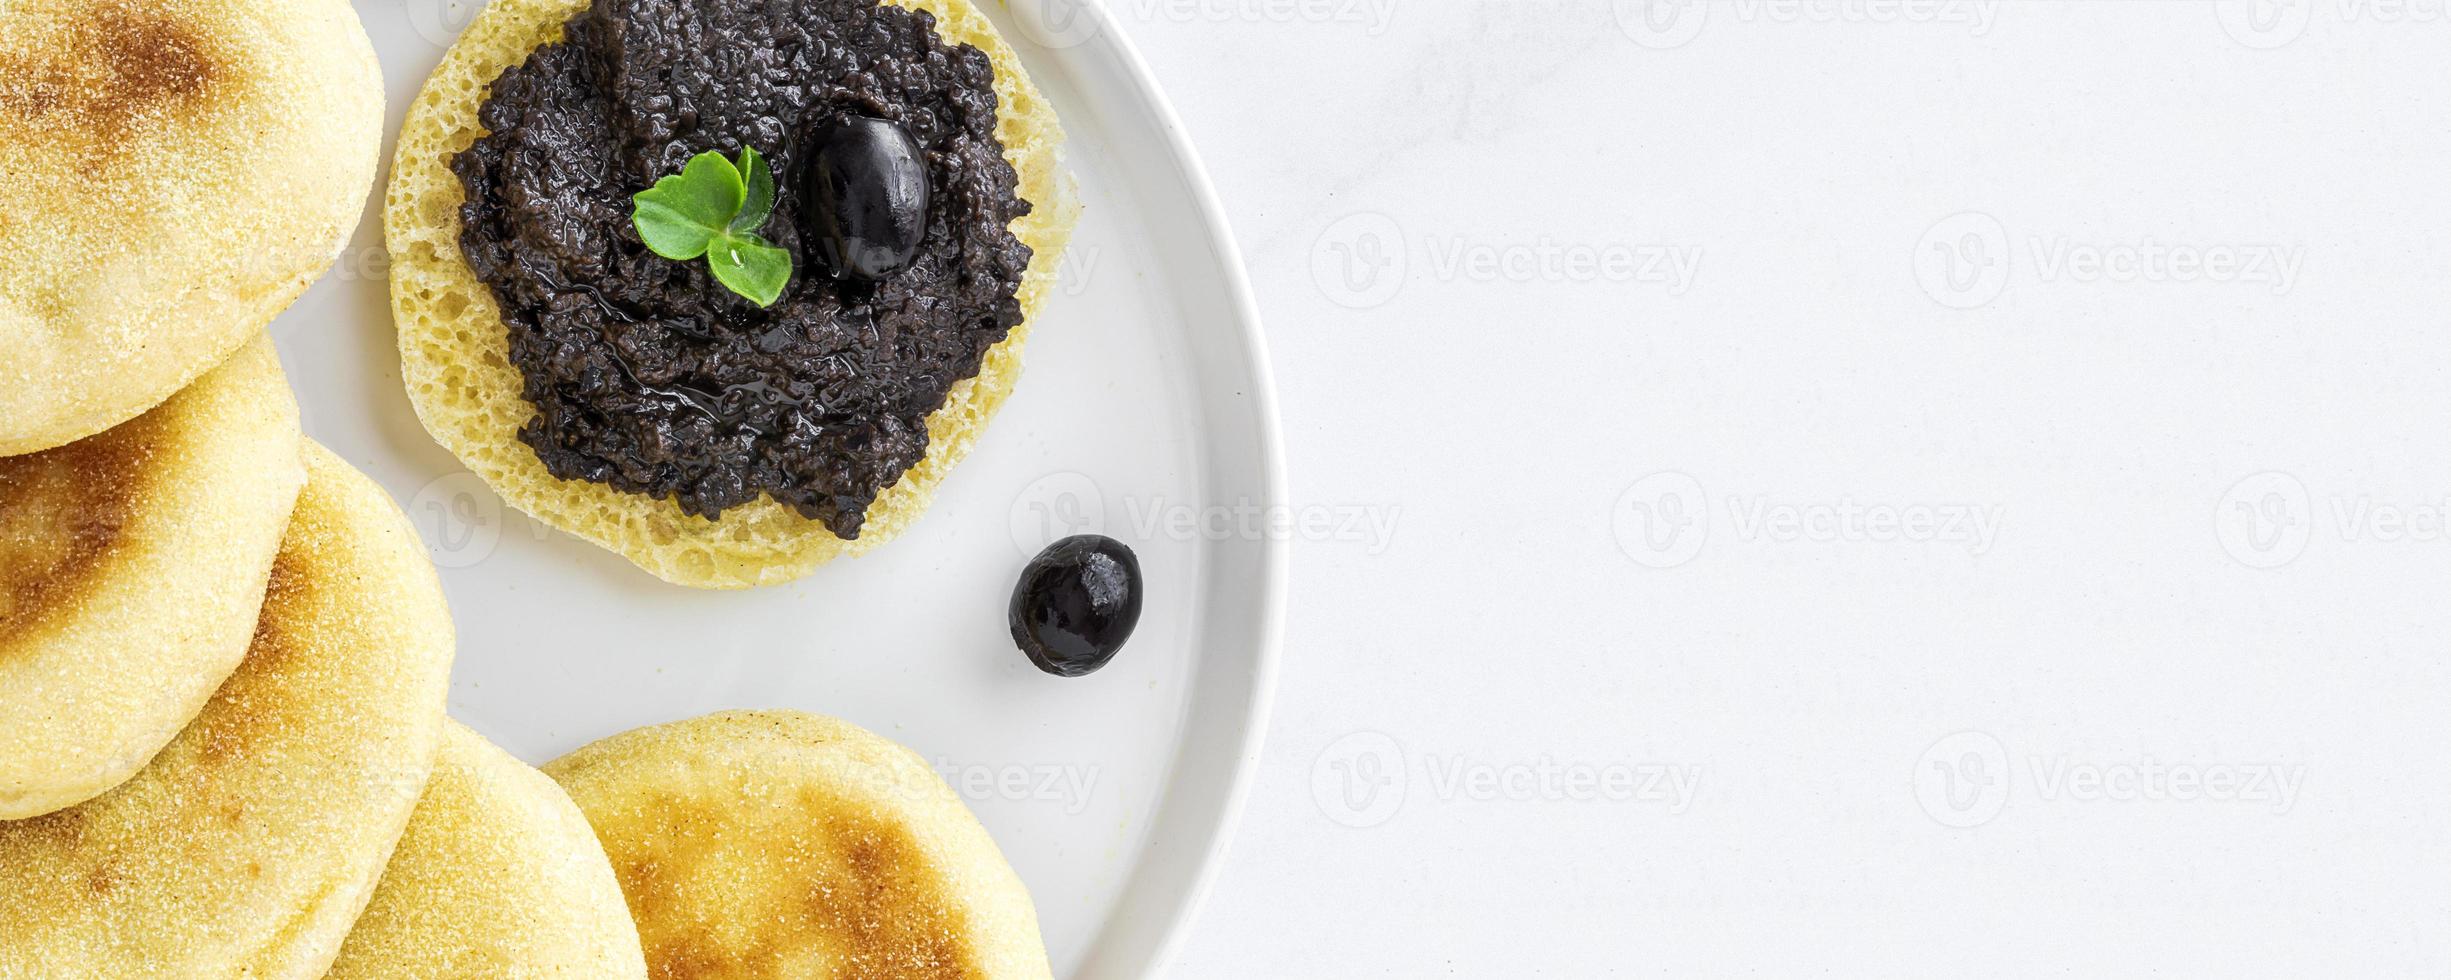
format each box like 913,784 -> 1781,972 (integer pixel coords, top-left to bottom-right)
799,116 -> 930,281
1010,535 -> 1143,678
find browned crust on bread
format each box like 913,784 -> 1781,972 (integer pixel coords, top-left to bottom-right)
547,711 -> 1054,978
0,0 -> 382,456
0,413 -> 151,644
0,444 -> 455,977
0,1 -> 229,152
0,335 -> 304,821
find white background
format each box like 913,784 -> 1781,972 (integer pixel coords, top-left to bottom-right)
1114,1 -> 2450,976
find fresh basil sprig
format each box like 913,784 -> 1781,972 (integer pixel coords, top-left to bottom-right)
631,146 -> 792,307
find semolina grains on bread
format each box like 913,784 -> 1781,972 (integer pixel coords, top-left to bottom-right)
544,711 -> 1054,979
386,0 -> 1075,590
0,0 -> 383,455
328,721 -> 649,979
0,334 -> 303,820
0,444 -> 456,979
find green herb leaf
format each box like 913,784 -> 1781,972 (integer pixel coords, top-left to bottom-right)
707,233 -> 793,308
632,198 -> 719,260
629,147 -> 794,306
731,146 -> 776,236
630,152 -> 745,260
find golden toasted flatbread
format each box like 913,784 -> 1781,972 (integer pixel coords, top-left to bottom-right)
387,0 -> 1074,589
329,720 -> 649,979
0,444 -> 455,979
0,0 -> 383,455
0,335 -> 302,820
545,710 -> 1054,979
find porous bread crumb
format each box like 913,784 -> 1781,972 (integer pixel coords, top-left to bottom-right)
386,0 -> 1077,590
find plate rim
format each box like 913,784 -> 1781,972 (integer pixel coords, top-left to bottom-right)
1037,2 -> 1289,972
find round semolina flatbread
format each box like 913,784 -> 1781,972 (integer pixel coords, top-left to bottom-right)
0,443 -> 456,979
0,0 -> 383,456
328,720 -> 649,979
0,334 -> 303,820
386,0 -> 1074,590
544,710 -> 1055,979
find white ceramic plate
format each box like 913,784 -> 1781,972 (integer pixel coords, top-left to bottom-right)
287,2 -> 1282,975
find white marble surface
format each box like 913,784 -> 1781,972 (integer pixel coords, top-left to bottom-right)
1113,1 -> 2451,975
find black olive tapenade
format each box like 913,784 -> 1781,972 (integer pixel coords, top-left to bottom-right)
452,0 -> 1034,539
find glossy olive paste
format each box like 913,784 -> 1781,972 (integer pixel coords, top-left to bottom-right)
453,0 -> 1033,538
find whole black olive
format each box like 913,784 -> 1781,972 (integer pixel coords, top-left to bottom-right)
799,116 -> 930,281
1010,535 -> 1143,678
